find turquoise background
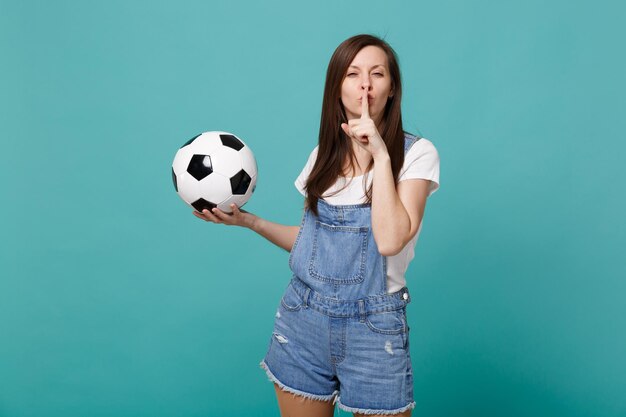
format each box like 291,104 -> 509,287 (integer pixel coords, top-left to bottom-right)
1,0 -> 624,416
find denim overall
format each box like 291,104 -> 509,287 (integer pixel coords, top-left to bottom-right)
260,133 -> 421,415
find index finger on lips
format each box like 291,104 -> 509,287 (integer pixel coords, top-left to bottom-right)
361,88 -> 369,119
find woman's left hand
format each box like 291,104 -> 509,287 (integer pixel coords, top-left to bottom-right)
341,89 -> 388,159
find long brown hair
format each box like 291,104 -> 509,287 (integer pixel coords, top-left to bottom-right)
304,34 -> 406,216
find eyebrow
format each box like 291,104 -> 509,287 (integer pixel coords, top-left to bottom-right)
348,65 -> 386,70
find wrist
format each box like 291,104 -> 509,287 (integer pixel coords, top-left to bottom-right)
372,151 -> 390,164
248,214 -> 261,231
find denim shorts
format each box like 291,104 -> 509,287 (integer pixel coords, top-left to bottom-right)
260,276 -> 415,415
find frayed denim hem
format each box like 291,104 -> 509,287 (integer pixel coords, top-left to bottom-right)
259,360 -> 339,403
336,396 -> 416,415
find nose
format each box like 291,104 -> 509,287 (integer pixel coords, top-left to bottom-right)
361,76 -> 371,90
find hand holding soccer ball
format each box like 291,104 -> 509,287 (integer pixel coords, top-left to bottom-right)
192,202 -> 258,229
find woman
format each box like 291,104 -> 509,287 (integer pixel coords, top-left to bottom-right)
194,34 -> 440,417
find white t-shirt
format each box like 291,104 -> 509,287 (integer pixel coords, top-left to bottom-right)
294,138 -> 440,293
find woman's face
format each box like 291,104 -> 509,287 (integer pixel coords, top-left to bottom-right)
340,45 -> 393,126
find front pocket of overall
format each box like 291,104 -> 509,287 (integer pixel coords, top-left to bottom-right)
308,220 -> 369,284
365,309 -> 407,335
280,282 -> 303,312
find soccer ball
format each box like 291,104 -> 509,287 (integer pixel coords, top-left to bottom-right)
172,131 -> 257,214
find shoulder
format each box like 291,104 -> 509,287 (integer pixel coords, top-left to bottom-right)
305,145 -> 319,163
397,134 -> 441,193
296,145 -> 319,181
295,145 -> 319,194
403,134 -> 439,162
297,145 -> 319,170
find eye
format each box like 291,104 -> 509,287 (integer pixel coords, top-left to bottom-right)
347,73 -> 357,77
373,73 -> 384,77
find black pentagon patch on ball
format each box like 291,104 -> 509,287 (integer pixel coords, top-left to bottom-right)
220,134 -> 244,151
191,198 -> 218,213
230,169 -> 252,195
172,168 -> 178,192
187,154 -> 213,181
180,133 -> 201,149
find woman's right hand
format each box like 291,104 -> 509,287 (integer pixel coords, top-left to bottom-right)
192,203 -> 257,229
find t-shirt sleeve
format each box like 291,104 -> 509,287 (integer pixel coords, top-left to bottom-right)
398,138 -> 440,197
294,146 -> 319,196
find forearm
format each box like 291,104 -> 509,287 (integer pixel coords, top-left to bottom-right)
371,153 -> 411,255
249,216 -> 300,252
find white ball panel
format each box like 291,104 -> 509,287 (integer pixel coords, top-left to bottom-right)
197,172 -> 232,205
211,147 -> 243,178
216,195 -> 246,213
186,132 -> 223,156
172,147 -> 194,176
176,173 -> 203,204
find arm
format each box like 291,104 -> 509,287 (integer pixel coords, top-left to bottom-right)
371,155 -> 430,256
249,216 -> 300,252
193,204 -> 300,252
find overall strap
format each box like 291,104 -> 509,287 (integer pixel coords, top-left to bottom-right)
403,132 -> 422,155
